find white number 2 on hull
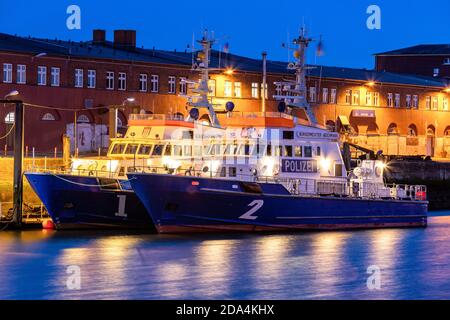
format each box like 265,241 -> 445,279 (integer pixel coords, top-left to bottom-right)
239,200 -> 264,220
115,195 -> 127,217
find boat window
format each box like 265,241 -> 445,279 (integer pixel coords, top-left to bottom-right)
193,146 -> 202,157
283,131 -> 294,140
225,144 -> 238,156
152,144 -> 164,156
220,166 -> 226,177
173,145 -> 183,156
237,144 -> 251,156
229,167 -> 237,177
252,144 -> 266,157
294,146 -> 302,157
111,143 -> 126,154
184,145 -> 192,157
125,144 -> 139,155
284,145 -> 293,157
267,144 -> 272,156
335,163 -> 343,177
304,146 -> 312,158
182,130 -> 194,139
164,145 -> 172,156
274,146 -> 282,157
138,144 -> 153,155
209,144 -> 221,155
317,146 -> 321,156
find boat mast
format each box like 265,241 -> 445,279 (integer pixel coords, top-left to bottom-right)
185,30 -> 220,127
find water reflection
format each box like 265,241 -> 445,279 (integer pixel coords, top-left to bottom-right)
1,215 -> 450,299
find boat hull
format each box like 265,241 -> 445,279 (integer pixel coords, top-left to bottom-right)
25,172 -> 154,230
128,173 -> 428,233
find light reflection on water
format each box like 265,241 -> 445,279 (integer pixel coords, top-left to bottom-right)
1,213 -> 450,300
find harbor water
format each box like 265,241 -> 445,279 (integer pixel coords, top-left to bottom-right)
1,212 -> 450,300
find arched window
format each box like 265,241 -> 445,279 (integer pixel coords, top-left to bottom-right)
77,114 -> 90,123
407,124 -> 418,137
4,112 -> 14,124
174,112 -> 184,120
427,125 -> 436,136
199,114 -> 210,126
42,113 -> 56,121
445,127 -> 450,136
387,123 -> 399,135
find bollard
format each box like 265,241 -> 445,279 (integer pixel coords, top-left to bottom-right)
98,147 -> 101,157
32,147 -> 35,170
25,146 -> 28,158
4,144 -> 6,156
54,147 -> 57,159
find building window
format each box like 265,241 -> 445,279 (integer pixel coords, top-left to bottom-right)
106,71 -> 114,90
432,96 -> 438,110
208,79 -> 216,96
309,87 -> 316,102
443,58 -> 450,65
433,68 -> 440,77
16,65 -> 26,84
168,76 -> 176,94
74,69 -> 83,88
394,94 -> 401,108
77,115 -> 90,123
150,74 -> 158,92
251,83 -> 259,98
345,90 -> 352,104
443,97 -> 449,111
139,74 -> 148,92
3,63 -> 12,83
4,112 -> 14,124
41,113 -> 56,121
387,93 -> 393,107
413,95 -> 419,109
407,124 -> 417,136
234,82 -> 241,98
365,91 -> 372,106
322,88 -> 328,103
425,96 -> 431,109
37,66 -> 47,86
275,83 -> 282,96
179,77 -> 187,95
224,81 -> 232,97
261,83 -> 268,99
118,72 -> 126,91
51,67 -> 60,87
406,95 -> 412,108
87,70 -> 96,88
352,90 -> 360,105
373,92 -> 379,106
330,88 -> 337,104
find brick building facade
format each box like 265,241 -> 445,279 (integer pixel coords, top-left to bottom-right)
1,30 -> 449,157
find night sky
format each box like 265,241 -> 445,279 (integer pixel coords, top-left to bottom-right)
1,0 -> 449,69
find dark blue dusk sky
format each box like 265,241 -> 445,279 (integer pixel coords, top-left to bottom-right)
1,0 -> 449,69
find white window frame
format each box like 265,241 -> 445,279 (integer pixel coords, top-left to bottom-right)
234,82 -> 242,98
87,70 -> 96,88
443,97 -> 448,111
179,77 -> 187,95
352,90 -> 360,105
106,71 -> 114,90
261,83 -> 268,99
139,74 -> 148,92
168,76 -> 176,94
330,88 -> 337,104
3,63 -> 12,83
251,82 -> 259,98
74,69 -> 83,88
432,96 -> 438,110
37,66 -> 47,86
373,92 -> 379,106
150,74 -> 159,93
275,83 -> 282,96
118,72 -> 126,91
387,93 -> 393,107
50,67 -> 60,87
365,91 -> 372,106
425,96 -> 431,109
394,94 -> 401,108
405,94 -> 412,108
16,64 -> 26,84
413,95 -> 419,109
309,87 -> 316,103
224,81 -> 232,97
322,88 -> 328,103
345,90 -> 352,105
42,113 -> 56,121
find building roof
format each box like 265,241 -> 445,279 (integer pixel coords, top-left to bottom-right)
0,32 -> 447,88
375,44 -> 450,56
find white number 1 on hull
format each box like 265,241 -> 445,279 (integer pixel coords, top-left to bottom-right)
239,200 -> 264,220
116,195 -> 127,217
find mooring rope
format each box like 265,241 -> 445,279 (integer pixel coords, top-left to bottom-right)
49,173 -> 135,188
0,123 -> 15,140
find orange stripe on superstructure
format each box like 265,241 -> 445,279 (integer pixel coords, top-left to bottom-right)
222,117 -> 295,128
128,119 -> 195,128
